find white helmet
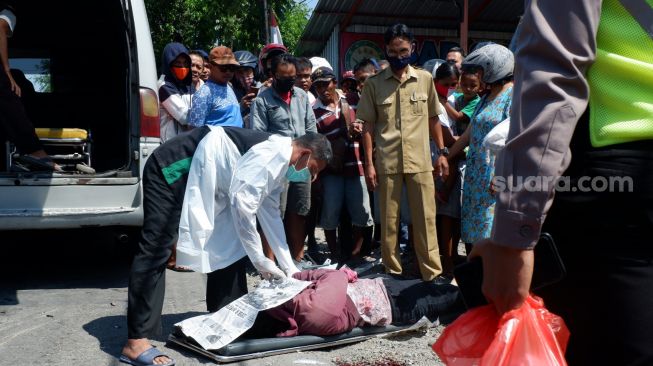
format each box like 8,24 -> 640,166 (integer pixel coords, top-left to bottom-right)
462,43 -> 514,84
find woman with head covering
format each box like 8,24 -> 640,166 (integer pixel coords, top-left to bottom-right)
158,42 -> 192,143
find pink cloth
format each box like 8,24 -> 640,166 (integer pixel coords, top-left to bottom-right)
339,266 -> 358,282
346,278 -> 392,326
266,269 -> 364,337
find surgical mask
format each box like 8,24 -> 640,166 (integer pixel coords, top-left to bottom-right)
274,77 -> 296,93
171,66 -> 190,81
286,154 -> 311,182
386,54 -> 412,71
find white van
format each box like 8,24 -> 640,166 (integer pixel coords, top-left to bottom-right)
1,0 -> 160,231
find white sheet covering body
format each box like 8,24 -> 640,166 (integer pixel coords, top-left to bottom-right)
176,127 -> 298,276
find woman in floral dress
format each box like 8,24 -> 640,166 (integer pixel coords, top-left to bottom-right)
448,44 -> 514,246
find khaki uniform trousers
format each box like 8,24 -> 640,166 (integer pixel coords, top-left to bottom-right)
378,172 -> 442,281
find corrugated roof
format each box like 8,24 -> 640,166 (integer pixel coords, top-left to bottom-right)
297,0 -> 523,56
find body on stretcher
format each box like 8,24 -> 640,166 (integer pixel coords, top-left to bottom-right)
168,269 -> 465,364
169,323 -> 417,364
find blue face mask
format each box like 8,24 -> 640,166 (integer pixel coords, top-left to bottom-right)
286,154 -> 312,182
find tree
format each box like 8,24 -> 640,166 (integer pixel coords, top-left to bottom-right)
144,0 -> 310,71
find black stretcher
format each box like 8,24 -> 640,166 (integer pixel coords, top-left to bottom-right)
168,324 -> 412,363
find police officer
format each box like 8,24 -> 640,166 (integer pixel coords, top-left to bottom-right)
472,0 -> 653,364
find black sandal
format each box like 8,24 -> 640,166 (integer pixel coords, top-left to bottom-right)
15,155 -> 62,172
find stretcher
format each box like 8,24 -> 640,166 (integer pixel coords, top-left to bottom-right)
168,324 -> 414,363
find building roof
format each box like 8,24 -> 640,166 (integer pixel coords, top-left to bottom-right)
297,0 -> 523,56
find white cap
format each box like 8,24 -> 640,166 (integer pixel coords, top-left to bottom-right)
309,57 -> 332,73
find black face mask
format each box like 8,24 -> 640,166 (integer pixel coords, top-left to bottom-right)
273,77 -> 296,93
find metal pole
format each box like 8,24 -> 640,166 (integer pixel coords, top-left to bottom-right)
460,0 -> 469,53
263,0 -> 270,44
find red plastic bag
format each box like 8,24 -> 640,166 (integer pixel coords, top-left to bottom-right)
433,295 -> 569,366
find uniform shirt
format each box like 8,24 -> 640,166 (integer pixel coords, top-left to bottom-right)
356,66 -> 443,174
189,80 -> 243,128
251,86 -> 317,138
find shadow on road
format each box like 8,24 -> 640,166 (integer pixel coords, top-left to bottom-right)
0,228 -> 135,306
83,312 -> 204,360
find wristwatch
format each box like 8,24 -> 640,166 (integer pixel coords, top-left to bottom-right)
438,147 -> 449,156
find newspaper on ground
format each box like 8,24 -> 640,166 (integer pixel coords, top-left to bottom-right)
174,277 -> 311,350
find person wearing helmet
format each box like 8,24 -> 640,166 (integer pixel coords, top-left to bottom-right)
447,43 -> 513,254
340,70 -> 359,108
233,50 -> 262,121
472,1 -> 653,364
258,43 -> 287,85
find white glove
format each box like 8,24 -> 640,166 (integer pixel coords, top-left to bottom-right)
282,262 -> 301,277
252,257 -> 286,280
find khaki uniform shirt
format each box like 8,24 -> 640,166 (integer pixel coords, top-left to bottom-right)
356,66 -> 442,175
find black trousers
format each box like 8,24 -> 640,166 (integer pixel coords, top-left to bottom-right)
538,146 -> 653,366
379,275 -> 463,325
0,71 -> 42,155
127,157 -> 248,339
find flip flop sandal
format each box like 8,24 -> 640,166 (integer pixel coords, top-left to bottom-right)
167,265 -> 194,272
119,347 -> 175,366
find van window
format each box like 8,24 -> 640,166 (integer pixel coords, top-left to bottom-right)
9,58 -> 52,93
5,0 -> 134,173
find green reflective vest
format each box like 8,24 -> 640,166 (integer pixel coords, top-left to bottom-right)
587,0 -> 653,147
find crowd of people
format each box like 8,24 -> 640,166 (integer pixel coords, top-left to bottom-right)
154,24 -> 518,284
119,5 -> 653,364
3,0 -> 652,364
120,23 -> 516,365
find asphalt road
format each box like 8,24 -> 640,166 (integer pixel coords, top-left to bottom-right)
0,228 -> 207,365
0,229 -> 444,366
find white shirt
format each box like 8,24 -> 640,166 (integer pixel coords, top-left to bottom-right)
0,9 -> 16,37
159,93 -> 192,143
438,93 -> 457,132
176,127 -> 297,274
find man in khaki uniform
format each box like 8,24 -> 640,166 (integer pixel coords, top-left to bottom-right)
356,24 -> 449,282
